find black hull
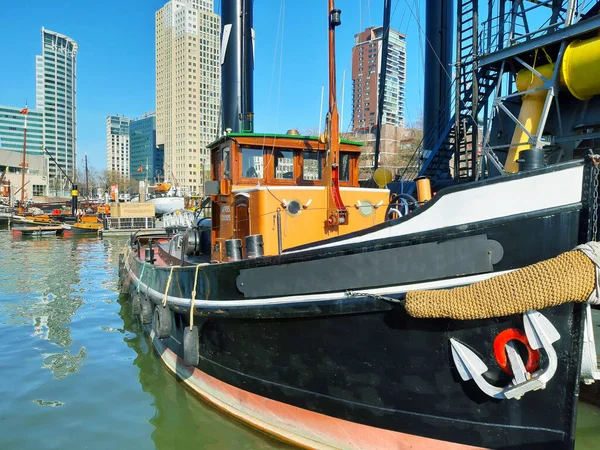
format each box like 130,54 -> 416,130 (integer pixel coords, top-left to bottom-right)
146,303 -> 584,449
121,161 -> 597,449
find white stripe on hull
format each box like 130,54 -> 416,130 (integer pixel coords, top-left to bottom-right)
128,264 -> 511,309
291,165 -> 584,252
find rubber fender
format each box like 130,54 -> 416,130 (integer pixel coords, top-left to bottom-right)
183,326 -> 200,366
131,293 -> 141,315
140,296 -> 153,324
154,305 -> 172,338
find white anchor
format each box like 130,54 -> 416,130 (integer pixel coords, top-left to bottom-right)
450,310 -> 561,400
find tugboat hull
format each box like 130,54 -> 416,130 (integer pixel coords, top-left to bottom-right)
121,161 -> 595,449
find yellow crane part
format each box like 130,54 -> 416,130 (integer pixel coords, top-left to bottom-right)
505,34 -> 600,173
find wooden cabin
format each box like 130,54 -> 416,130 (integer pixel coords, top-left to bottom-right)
207,132 -> 390,261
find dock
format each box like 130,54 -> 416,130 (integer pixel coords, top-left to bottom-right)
13,225 -> 66,236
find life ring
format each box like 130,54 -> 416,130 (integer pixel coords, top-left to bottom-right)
493,328 -> 540,375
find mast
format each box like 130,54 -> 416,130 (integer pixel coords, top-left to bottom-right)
85,154 -> 89,200
322,1 -> 347,229
18,106 -> 28,214
373,0 -> 392,170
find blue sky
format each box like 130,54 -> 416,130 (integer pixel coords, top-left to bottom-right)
0,0 -> 427,170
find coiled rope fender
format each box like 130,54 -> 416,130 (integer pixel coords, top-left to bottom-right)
405,242 -> 600,320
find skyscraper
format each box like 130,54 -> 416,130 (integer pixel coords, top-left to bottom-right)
155,0 -> 220,195
106,115 -> 131,177
351,26 -> 406,133
129,112 -> 164,183
36,28 -> 78,187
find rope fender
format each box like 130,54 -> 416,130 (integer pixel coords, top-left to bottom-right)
405,242 -> 600,320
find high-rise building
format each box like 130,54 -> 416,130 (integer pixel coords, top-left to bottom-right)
129,112 -> 164,183
36,28 -> 78,185
351,26 -> 406,133
0,106 -> 44,156
106,115 -> 131,177
156,0 -> 220,195
0,106 -> 48,198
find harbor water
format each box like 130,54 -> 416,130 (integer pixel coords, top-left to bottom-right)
0,229 -> 598,449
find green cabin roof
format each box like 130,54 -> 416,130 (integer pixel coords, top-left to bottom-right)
207,132 -> 364,148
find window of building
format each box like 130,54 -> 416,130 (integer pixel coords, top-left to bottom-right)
33,185 -> 46,196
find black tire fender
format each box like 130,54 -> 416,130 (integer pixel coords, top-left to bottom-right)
154,304 -> 172,338
140,296 -> 153,324
183,326 -> 199,366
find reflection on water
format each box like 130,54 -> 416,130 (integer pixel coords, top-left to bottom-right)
0,232 -> 289,450
0,231 -> 598,449
118,294 -> 291,450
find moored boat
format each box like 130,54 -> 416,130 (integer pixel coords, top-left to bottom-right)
119,1 -> 600,448
67,215 -> 103,235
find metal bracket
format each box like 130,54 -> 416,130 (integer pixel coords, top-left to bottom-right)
450,310 -> 560,400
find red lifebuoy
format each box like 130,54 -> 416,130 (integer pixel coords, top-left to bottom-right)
493,328 -> 540,375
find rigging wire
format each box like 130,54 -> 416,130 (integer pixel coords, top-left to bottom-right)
259,0 -> 287,205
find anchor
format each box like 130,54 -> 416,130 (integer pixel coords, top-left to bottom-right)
450,310 -> 560,400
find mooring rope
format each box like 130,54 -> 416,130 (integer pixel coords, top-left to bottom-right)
576,242 -> 600,306
190,264 -> 202,329
162,266 -> 176,307
136,262 -> 147,294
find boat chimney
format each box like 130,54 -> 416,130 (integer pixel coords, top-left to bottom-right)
221,0 -> 254,133
423,0 -> 453,152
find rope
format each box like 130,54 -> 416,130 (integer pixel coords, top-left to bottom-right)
190,264 -> 202,329
162,266 -> 176,307
576,242 -> 600,305
136,262 -> 147,293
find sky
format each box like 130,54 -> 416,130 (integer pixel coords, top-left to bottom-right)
0,0 -> 428,170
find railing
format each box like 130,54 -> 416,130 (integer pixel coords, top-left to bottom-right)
104,217 -> 156,230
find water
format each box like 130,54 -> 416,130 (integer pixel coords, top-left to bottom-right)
0,231 -> 597,449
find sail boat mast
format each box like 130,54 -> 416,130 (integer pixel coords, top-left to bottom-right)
85,154 -> 89,200
18,107 -> 28,214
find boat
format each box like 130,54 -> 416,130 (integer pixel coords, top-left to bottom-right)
11,223 -> 67,236
67,215 -> 103,235
147,182 -> 185,215
119,1 -> 600,448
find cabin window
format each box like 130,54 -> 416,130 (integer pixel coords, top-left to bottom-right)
212,149 -> 221,180
222,146 -> 231,179
274,149 -> 295,179
340,153 -> 350,182
303,151 -> 322,180
241,147 -> 264,179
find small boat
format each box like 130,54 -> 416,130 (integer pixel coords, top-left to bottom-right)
68,216 -> 103,235
12,224 -> 66,236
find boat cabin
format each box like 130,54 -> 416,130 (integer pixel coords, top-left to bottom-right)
207,132 -> 389,261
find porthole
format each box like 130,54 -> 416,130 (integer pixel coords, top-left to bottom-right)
358,200 -> 373,217
287,200 -> 302,217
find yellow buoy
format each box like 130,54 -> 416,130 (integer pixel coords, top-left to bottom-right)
373,168 -> 393,188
